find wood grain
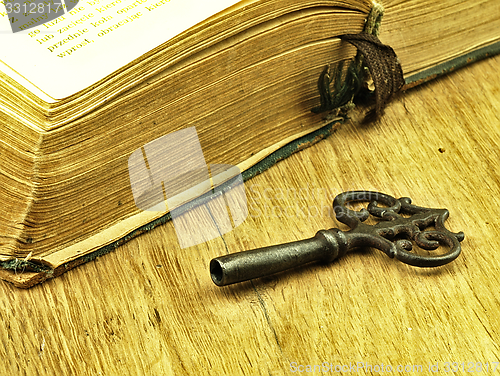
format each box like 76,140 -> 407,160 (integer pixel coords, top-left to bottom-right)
1,54 -> 500,375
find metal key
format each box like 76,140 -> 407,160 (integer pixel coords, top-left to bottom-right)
210,191 -> 464,286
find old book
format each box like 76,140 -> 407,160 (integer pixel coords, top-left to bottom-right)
0,0 -> 499,287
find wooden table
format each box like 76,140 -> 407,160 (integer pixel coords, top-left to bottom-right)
2,54 -> 500,375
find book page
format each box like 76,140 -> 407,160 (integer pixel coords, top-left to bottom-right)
0,0 -> 242,99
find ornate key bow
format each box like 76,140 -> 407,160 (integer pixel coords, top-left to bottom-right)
210,191 -> 464,286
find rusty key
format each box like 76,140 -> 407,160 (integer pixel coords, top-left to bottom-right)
210,191 -> 464,286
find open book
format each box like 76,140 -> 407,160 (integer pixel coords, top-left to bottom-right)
0,0 -> 499,287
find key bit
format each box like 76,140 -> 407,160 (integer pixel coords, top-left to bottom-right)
210,191 -> 464,286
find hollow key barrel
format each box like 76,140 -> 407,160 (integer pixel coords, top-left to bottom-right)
210,229 -> 347,286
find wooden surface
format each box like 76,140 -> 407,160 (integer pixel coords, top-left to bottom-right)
2,54 -> 500,375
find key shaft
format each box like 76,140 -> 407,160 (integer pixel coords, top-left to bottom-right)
210,229 -> 347,286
